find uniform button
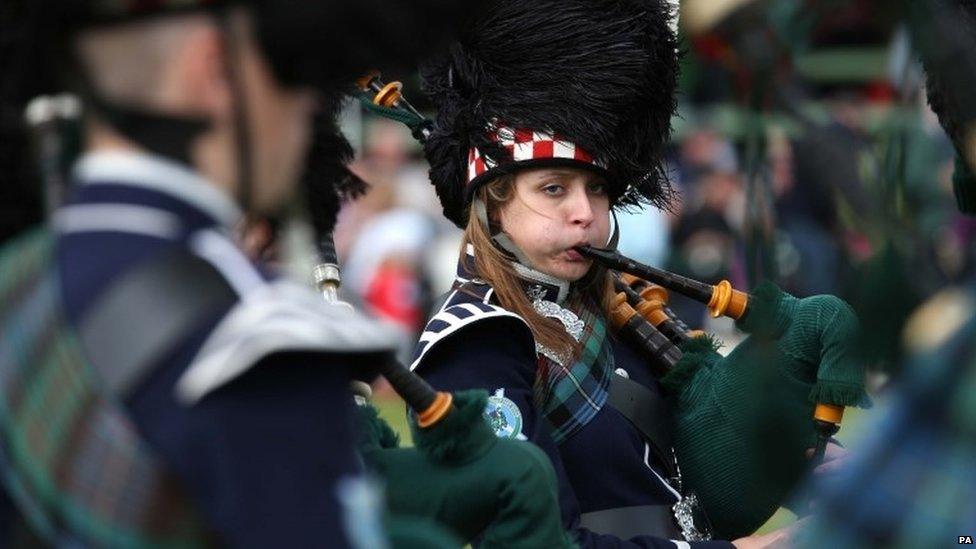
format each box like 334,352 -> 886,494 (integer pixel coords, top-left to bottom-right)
614,368 -> 629,378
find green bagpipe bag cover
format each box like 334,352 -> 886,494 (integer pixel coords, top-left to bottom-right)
356,390 -> 577,549
661,282 -> 871,539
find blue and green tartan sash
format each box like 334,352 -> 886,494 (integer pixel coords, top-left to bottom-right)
534,293 -> 615,444
0,228 -> 208,548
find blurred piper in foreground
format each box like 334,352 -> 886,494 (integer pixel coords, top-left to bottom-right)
792,1 -> 976,545
0,1 -> 472,546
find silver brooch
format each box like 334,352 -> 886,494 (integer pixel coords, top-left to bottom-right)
672,493 -> 711,541
526,284 -> 547,302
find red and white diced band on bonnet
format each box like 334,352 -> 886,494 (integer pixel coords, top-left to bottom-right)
465,125 -> 610,198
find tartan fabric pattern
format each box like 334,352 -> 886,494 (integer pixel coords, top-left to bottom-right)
533,293 -> 615,445
799,299 -> 976,548
467,125 -> 607,186
0,229 -> 207,547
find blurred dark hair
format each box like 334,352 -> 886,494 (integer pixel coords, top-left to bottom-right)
0,0 -> 48,242
300,101 -> 368,239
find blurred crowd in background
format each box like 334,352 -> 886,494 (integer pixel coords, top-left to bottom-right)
3,0 -> 972,381
325,0 -> 972,375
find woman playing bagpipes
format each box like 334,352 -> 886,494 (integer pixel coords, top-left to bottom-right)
404,0 -> 869,547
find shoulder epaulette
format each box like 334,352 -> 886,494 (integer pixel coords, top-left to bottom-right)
176,279 -> 399,405
409,282 -> 530,372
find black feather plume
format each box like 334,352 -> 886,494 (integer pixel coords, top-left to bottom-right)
422,0 -> 679,226
301,100 -> 368,238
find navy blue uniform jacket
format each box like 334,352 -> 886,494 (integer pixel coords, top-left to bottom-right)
411,282 -> 734,549
0,151 -> 395,548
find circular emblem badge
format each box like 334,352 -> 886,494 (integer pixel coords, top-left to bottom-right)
484,393 -> 523,439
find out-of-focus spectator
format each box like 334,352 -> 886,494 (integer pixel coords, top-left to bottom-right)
664,129 -> 747,330
779,94 -> 876,295
344,208 -> 434,352
335,119 -> 451,364
677,127 -> 740,189
667,167 -> 745,330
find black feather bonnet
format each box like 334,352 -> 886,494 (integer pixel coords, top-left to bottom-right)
919,0 -> 976,154
915,0 -> 976,213
422,0 -> 679,227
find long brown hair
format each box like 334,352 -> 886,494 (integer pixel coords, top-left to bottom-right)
460,175 -> 615,358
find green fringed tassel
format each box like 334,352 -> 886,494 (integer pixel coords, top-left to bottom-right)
808,381 -> 872,409
751,280 -> 873,410
660,335 -> 722,395
357,404 -> 401,454
680,334 -> 723,355
409,389 -> 498,465
799,292 -> 872,409
734,280 -> 872,409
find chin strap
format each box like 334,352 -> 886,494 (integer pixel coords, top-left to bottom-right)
472,197 -> 539,268
607,210 -> 620,249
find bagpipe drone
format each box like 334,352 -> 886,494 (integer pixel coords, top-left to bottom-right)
576,245 -> 869,537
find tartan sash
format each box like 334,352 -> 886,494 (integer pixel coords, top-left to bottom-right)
0,228 -> 208,548
533,293 -> 615,445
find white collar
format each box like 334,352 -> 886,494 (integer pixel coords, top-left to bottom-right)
73,150 -> 243,230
